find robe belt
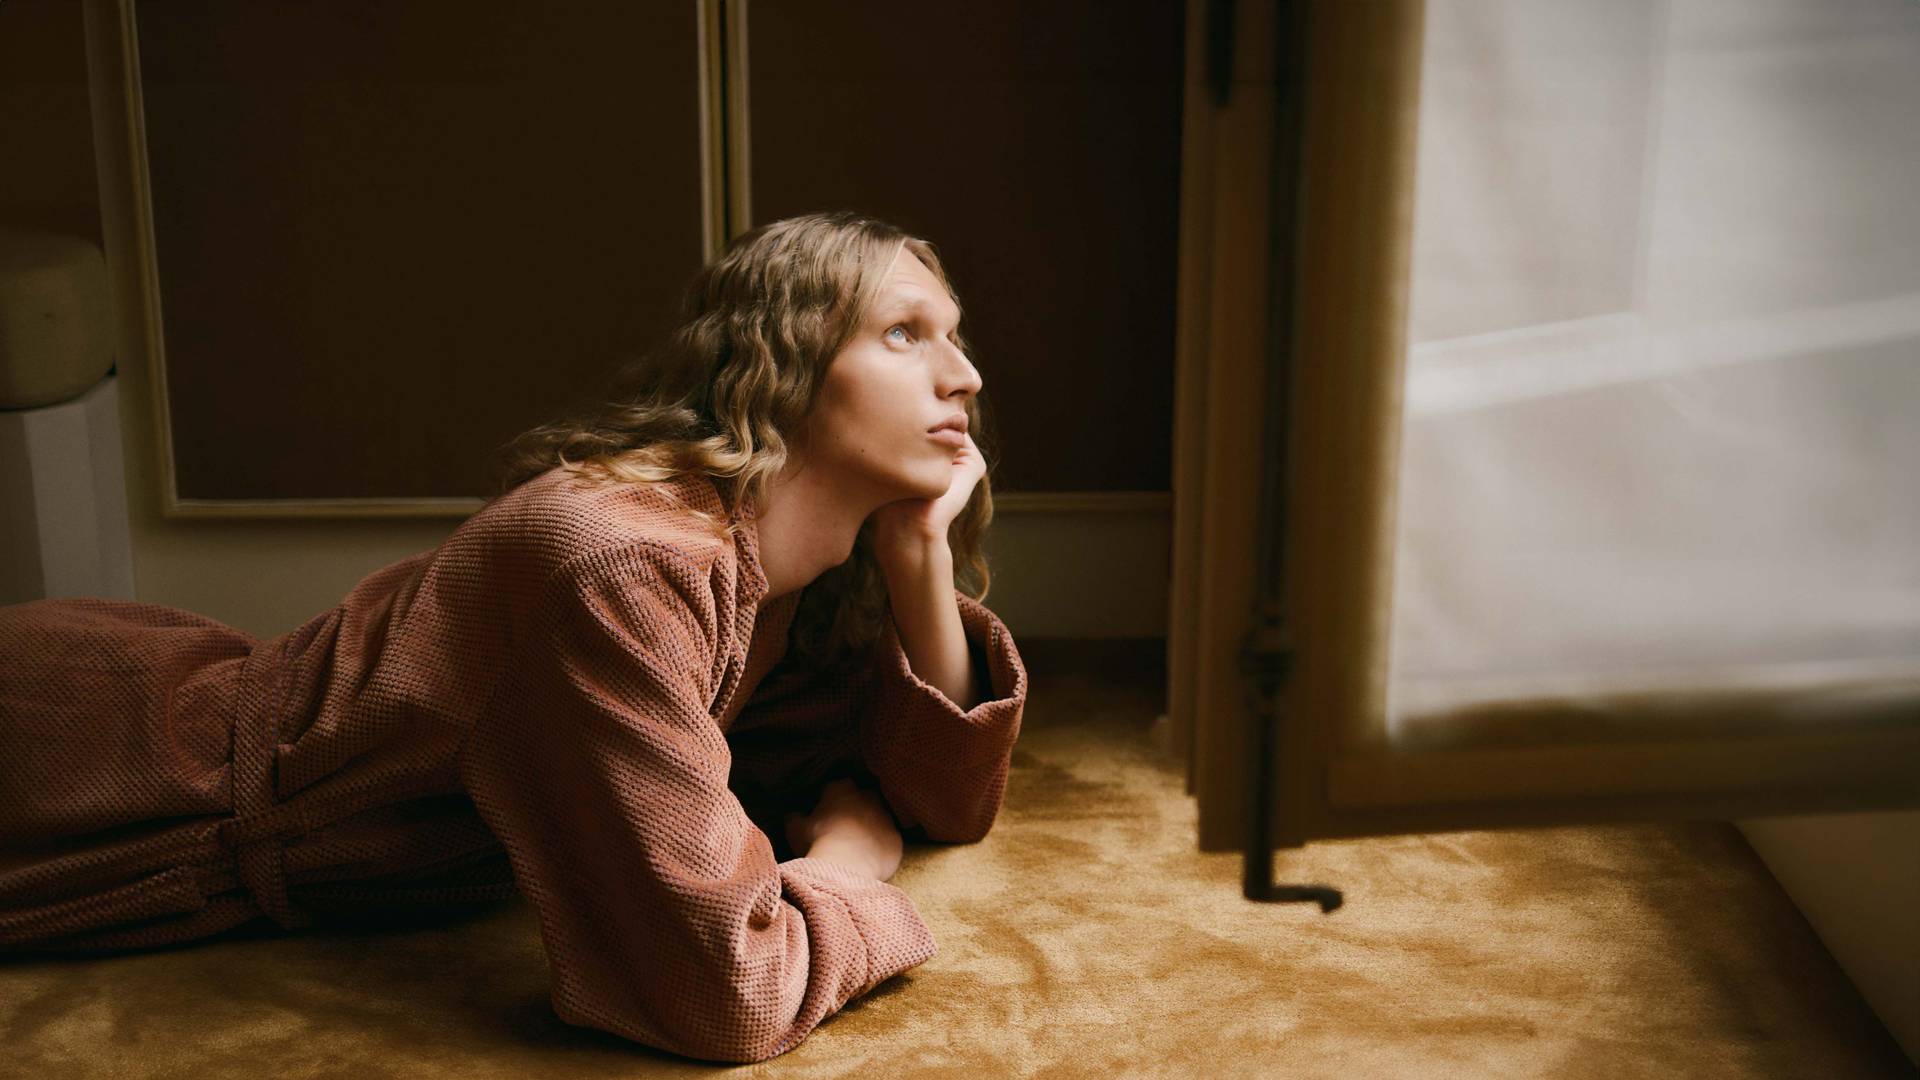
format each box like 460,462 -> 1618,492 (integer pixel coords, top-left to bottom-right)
218,622 -> 323,930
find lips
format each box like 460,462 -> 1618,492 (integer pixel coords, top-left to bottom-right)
929,414 -> 968,434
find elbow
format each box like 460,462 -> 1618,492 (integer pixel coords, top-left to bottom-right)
702,1015 -> 799,1065
550,960 -> 806,1065
685,954 -> 825,1064
637,988 -> 805,1065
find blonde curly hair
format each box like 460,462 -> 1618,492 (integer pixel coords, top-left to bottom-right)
487,210 -> 998,675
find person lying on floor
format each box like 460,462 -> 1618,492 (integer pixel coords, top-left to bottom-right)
0,209 -> 1030,1064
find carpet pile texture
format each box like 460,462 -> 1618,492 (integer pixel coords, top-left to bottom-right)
1,644 -> 1908,1078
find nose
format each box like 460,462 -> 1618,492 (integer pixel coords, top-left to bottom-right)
943,342 -> 983,400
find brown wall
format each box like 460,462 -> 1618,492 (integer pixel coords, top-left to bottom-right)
89,1 -> 1185,504
749,0 -> 1186,495
132,2 -> 709,500
0,0 -> 1175,643
0,1 -> 102,246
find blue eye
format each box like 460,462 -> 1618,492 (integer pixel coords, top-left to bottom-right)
886,325 -> 912,343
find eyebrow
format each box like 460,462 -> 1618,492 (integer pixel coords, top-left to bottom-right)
876,294 -> 960,320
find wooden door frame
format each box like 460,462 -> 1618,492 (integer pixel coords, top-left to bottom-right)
1169,0 -> 1285,848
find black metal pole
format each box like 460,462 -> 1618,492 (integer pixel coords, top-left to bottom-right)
1240,0 -> 1342,913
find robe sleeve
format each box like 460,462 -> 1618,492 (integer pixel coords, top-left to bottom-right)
457,543 -> 937,1064
857,590 -> 1029,845
727,589 -> 1028,849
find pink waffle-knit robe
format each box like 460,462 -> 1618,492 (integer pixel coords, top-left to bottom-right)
0,466 -> 1029,1063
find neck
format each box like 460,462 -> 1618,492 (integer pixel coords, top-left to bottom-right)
751,460 -> 893,603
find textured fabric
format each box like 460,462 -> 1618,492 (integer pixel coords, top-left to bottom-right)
0,467 -> 1028,1063
5,650 -> 1909,1078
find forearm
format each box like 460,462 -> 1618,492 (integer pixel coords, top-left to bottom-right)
876,540 -> 979,711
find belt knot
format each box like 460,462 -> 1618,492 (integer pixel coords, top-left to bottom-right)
224,631 -> 314,930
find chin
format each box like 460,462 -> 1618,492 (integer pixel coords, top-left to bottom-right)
898,456 -> 953,499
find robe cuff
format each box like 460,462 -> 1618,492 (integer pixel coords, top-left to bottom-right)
778,856 -> 939,994
859,590 -> 1028,770
857,591 -> 1028,843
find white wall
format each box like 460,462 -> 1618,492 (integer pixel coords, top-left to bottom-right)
1736,812 -> 1920,1064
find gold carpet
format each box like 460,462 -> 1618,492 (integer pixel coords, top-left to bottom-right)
1,644 -> 1909,1078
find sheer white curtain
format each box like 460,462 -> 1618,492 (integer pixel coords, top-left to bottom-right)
1385,0 -> 1920,738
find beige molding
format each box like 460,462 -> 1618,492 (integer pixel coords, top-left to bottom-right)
84,0 -> 183,521
159,497 -> 492,521
700,0 -> 752,249
723,0 -> 753,237
697,0 -> 727,261
150,490 -> 1169,521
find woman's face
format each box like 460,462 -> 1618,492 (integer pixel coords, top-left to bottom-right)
803,250 -> 983,502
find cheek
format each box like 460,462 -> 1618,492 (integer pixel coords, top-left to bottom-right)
822,358 -> 914,439
813,383 -> 889,458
